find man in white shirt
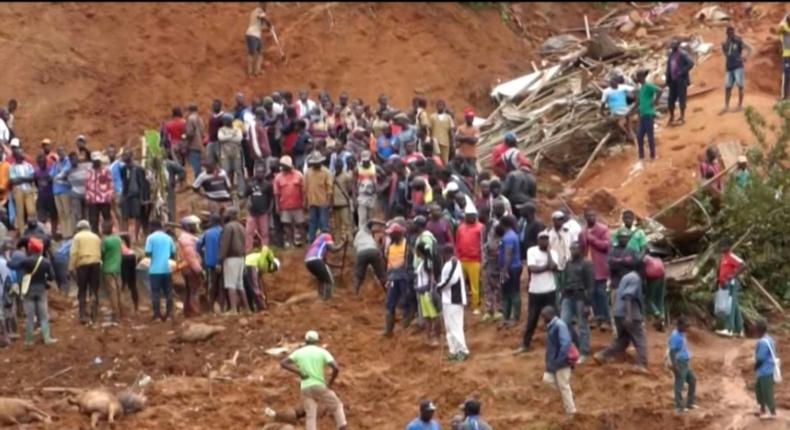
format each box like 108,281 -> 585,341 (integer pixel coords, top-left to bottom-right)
296,89 -> 317,120
517,231 -> 559,354
437,243 -> 469,362
0,108 -> 9,146
549,210 -> 577,292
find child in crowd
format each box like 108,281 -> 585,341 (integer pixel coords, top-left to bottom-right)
668,316 -> 696,413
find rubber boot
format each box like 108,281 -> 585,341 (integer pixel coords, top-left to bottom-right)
401,308 -> 415,329
24,326 -> 33,348
41,320 -> 56,345
382,312 -> 395,337
0,322 -> 9,347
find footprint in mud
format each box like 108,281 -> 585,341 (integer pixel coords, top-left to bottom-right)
671,144 -> 685,151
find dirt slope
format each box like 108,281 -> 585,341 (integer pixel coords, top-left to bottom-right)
0,2 -> 600,149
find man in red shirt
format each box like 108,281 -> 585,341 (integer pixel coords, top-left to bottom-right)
716,237 -> 746,337
273,155 -> 305,247
85,151 -> 114,232
456,204 -> 483,313
164,107 -> 186,165
578,209 -> 612,330
491,132 -> 516,178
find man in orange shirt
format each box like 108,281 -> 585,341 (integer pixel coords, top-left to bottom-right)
455,107 -> 480,177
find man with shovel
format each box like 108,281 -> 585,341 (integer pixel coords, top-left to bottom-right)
244,2 -> 286,77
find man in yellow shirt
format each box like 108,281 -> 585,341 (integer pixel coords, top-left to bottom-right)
780,14 -> 790,99
69,219 -> 102,324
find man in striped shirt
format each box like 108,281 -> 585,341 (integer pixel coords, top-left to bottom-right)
192,161 -> 233,213
9,143 -> 36,232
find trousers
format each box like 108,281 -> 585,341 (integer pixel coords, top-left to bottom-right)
482,262 -> 501,315
55,193 -> 73,237
102,273 -> 122,319
149,273 -> 173,320
522,290 -> 556,348
644,277 -> 665,319
301,386 -> 347,430
245,214 -> 269,252
543,368 -> 576,415
501,266 -> 522,321
461,261 -> 481,310
756,375 -> 776,414
12,188 -> 36,232
637,115 -> 656,160
560,296 -> 590,355
88,203 -> 111,233
591,279 -> 610,323
442,304 -> 469,356
601,317 -> 648,366
76,263 -> 101,322
352,248 -> 386,293
220,143 -> 245,195
23,292 -> 49,343
307,206 -> 330,244
673,360 -> 696,410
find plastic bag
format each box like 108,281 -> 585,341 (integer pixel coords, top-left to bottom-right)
714,288 -> 732,318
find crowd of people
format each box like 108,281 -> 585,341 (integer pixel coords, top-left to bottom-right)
0,6 -> 785,427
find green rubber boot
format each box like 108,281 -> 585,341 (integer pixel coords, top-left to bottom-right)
41,320 -> 56,345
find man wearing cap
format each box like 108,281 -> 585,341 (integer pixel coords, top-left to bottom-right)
491,131 -> 517,178
429,99 -> 455,164
176,216 -> 203,317
304,151 -> 333,244
10,238 -> 57,346
518,230 -> 559,353
218,113 -> 245,197
455,107 -> 480,172
456,204 -> 483,313
487,178 -> 511,219
548,210 -> 576,299
85,151 -> 113,233
69,219 -> 102,324
273,155 -> 305,247
185,104 -> 205,180
281,330 -> 347,430
145,219 -> 177,321
733,154 -> 750,189
9,144 -> 37,233
406,400 -> 439,430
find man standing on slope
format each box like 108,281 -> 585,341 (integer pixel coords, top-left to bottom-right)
245,2 -> 272,77
280,330 -> 348,430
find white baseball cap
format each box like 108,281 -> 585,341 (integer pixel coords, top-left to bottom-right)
305,330 -> 319,342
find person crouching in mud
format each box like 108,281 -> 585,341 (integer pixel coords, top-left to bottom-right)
304,231 -> 347,300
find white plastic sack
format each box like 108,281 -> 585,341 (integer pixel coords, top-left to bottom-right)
714,288 -> 732,317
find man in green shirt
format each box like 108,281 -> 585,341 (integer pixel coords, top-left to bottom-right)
281,330 -> 347,430
100,221 -> 123,322
611,210 -> 647,258
733,155 -> 750,189
635,69 -> 661,163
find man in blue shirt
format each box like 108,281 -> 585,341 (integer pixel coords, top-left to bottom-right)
145,220 -> 176,322
50,147 -> 73,238
754,318 -> 778,420
668,316 -> 696,413
542,306 -> 576,417
197,213 -> 225,313
107,145 -> 125,229
498,215 -> 521,325
405,400 -> 439,430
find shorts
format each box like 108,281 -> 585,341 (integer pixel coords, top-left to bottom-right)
417,291 -> 439,319
122,197 -> 142,220
725,67 -> 744,88
245,35 -> 262,55
280,209 -> 305,224
223,257 -> 245,290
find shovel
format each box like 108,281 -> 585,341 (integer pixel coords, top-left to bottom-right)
270,26 -> 287,64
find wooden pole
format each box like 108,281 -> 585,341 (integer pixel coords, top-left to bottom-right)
584,15 -> 591,40
573,132 -> 612,184
749,276 -> 784,314
650,164 -> 736,220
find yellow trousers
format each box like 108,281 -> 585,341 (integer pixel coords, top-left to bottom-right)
12,188 -> 36,232
461,260 -> 481,309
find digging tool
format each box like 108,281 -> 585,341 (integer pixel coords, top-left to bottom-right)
270,26 -> 287,63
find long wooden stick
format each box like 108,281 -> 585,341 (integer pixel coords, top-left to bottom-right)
650,164 -> 736,219
573,131 -> 612,184
35,367 -> 73,387
749,276 -> 784,314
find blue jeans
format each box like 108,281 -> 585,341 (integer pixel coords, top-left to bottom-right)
187,150 -> 202,180
591,279 -> 610,323
637,114 -> 655,160
307,206 -> 330,243
560,297 -> 590,355
149,274 -> 173,320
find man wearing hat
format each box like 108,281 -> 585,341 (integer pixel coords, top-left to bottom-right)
84,151 -> 113,233
456,204 -> 483,313
304,150 -> 333,244
218,113 -> 245,197
406,400 -> 439,430
548,210 -> 576,298
69,219 -> 102,324
280,330 -> 347,430
273,155 -> 305,247
176,215 -> 203,317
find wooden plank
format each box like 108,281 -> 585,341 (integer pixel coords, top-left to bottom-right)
650,164 -> 736,220
573,132 -> 612,184
750,276 -> 784,314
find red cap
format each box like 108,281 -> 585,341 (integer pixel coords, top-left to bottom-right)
463,107 -> 475,117
27,237 -> 43,254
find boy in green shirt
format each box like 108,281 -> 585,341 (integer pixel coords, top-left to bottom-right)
611,209 -> 647,257
243,236 -> 279,312
100,221 -> 123,322
635,69 -> 661,162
